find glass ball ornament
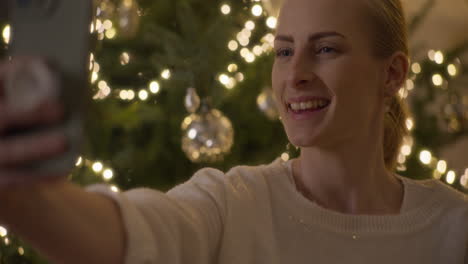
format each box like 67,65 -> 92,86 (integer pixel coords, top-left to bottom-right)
118,0 -> 141,38
257,88 -> 278,120
181,108 -> 234,163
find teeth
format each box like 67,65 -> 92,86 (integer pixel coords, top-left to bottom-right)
289,99 -> 329,111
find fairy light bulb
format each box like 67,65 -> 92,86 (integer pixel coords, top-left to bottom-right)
219,74 -> 230,85
228,40 -> 239,51
149,81 -> 160,94
266,17 -> 277,29
161,69 -> 171,79
446,171 -> 456,184
252,4 -> 263,16
245,21 -> 255,30
411,63 -> 421,74
434,51 -> 444,64
2,25 -> 10,44
437,160 -> 447,174
221,4 -> 231,15
92,162 -> 103,173
432,74 -> 443,86
103,169 -> 114,180
419,150 -> 432,165
138,89 -> 148,101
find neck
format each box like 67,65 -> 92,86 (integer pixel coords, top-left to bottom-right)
291,136 -> 404,215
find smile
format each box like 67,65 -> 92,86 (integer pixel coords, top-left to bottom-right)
286,98 -> 331,114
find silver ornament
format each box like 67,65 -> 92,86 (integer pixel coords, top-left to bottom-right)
118,0 -> 140,38
181,108 -> 234,163
184,87 -> 201,113
257,88 -> 279,120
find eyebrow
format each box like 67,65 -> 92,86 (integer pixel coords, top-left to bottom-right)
274,31 -> 346,43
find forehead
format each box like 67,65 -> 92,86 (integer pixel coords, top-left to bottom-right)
277,0 -> 368,39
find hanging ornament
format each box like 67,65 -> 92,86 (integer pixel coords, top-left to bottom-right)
181,102 -> 234,163
184,87 -> 201,113
117,0 -> 141,38
95,0 -> 116,21
257,87 -> 279,120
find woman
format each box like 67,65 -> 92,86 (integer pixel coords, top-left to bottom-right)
0,0 -> 466,263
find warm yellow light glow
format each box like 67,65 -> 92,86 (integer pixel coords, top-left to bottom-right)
105,27 -> 117,39
103,20 -> 113,30
434,51 -> 444,64
252,4 -> 263,16
110,185 -> 120,192
266,16 -> 277,29
0,226 -> 7,237
225,78 -> 236,89
228,40 -> 238,51
405,118 -> 414,131
221,4 -> 231,15
228,64 -> 238,72
245,20 -> 255,30
245,53 -> 255,63
411,63 -> 421,74
149,81 -> 160,94
240,48 -> 249,58
91,72 -> 99,83
427,50 -> 436,61
281,152 -> 290,161
120,52 -> 130,65
401,145 -> 411,156
447,64 -> 458,76
103,169 -> 114,180
18,247 -> 24,255
138,90 -> 149,101
419,150 -> 432,165
75,156 -> 83,166
161,69 -> 171,79
219,74 -> 230,85
406,79 -> 414,91
236,72 -> 244,82
437,160 -> 447,174
127,90 -> 135,100
92,162 -> 103,173
446,171 -> 456,184
119,90 -> 128,100
98,81 -> 107,90
238,37 -> 249,47
2,25 -> 10,44
253,45 -> 263,56
432,74 -> 443,86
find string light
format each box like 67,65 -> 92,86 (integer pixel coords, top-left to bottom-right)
138,89 -> 149,101
434,50 -> 444,64
266,17 -> 277,29
446,171 -> 456,185
437,160 -> 447,174
228,40 -> 239,51
281,152 -> 290,161
411,63 -> 421,74
120,52 -> 130,65
419,150 -> 432,165
227,64 -> 238,72
92,162 -> 104,173
161,69 -> 171,79
251,4 -> 263,16
103,169 -> 114,181
245,20 -> 255,30
219,74 -> 230,85
447,64 -> 458,76
18,247 -> 24,256
2,25 -> 10,44
149,81 -> 160,94
221,4 -> 231,15
0,226 -> 7,237
432,74 -> 443,86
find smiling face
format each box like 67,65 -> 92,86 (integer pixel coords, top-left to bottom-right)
272,0 -> 388,148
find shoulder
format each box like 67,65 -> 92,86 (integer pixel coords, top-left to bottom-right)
181,158 -> 284,197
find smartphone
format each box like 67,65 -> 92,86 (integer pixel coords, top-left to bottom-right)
5,0 -> 93,175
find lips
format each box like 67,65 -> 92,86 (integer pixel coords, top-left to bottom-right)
285,96 -> 332,113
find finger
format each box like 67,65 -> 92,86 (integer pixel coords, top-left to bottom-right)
0,100 -> 65,133
0,130 -> 67,166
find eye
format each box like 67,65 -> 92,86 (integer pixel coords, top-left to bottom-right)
276,48 -> 293,57
317,46 -> 336,54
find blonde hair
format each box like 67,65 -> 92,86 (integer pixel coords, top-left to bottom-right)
364,0 -> 409,171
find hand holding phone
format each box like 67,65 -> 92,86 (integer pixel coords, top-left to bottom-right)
0,0 -> 92,185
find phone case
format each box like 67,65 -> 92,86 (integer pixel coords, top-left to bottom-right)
6,0 -> 93,175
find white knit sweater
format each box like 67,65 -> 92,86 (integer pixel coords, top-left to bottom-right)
86,158 -> 468,264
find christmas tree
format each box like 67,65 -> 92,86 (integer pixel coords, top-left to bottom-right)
0,0 -> 467,262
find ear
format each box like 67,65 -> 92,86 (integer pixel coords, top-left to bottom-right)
383,51 -> 409,98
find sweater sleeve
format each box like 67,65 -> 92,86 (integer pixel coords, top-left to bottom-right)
84,168 -> 226,264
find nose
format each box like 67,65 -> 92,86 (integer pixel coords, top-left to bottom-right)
286,51 -> 317,89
